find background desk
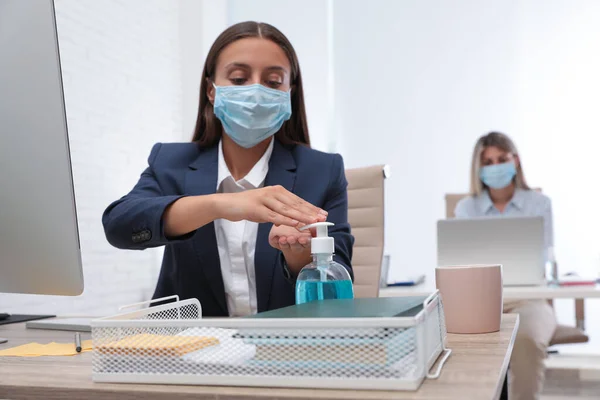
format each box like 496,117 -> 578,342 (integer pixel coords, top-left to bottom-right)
381,283 -> 600,300
0,315 -> 519,400
381,284 -> 600,330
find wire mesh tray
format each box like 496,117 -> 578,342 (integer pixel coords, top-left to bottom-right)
91,291 -> 451,391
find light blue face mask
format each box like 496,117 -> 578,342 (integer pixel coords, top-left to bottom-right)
480,161 -> 517,189
212,83 -> 292,148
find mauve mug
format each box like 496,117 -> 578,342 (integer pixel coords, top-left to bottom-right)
435,264 -> 503,334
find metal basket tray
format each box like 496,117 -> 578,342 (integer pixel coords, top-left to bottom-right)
91,291 -> 451,391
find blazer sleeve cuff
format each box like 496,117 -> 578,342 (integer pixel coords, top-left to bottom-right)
278,252 -> 298,285
150,195 -> 196,244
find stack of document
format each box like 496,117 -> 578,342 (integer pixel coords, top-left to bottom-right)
235,297 -> 426,370
235,329 -> 415,369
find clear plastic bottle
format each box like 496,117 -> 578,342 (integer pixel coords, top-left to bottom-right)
295,222 -> 354,304
545,247 -> 558,284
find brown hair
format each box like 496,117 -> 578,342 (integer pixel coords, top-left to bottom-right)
470,131 -> 530,195
191,21 -> 310,148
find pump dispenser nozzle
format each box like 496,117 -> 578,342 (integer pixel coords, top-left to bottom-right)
299,222 -> 334,254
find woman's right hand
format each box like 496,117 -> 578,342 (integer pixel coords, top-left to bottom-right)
216,185 -> 327,227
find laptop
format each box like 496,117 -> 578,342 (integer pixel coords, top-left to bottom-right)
437,217 -> 546,286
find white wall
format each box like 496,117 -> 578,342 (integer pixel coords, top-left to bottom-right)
332,0 -> 600,282
179,0 -> 204,139
0,0 -> 186,316
333,0 -> 521,282
512,0 -> 600,277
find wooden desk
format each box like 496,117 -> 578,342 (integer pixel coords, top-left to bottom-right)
381,284 -> 600,330
0,315 -> 518,400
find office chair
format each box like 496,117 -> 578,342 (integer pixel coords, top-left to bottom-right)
345,165 -> 388,298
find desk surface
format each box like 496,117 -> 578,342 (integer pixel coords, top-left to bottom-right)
0,315 -> 518,400
381,283 -> 600,300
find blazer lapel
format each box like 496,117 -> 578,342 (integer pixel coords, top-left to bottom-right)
185,145 -> 228,315
255,141 -> 297,312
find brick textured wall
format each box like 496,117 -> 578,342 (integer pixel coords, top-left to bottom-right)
0,0 -> 185,316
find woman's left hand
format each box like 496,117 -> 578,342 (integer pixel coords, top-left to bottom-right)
269,225 -> 313,274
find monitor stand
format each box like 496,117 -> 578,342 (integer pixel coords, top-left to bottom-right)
0,313 -> 55,344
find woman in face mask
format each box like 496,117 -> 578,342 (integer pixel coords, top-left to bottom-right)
102,22 -> 353,317
455,131 -> 556,400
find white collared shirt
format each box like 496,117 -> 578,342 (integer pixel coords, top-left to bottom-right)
214,138 -> 274,317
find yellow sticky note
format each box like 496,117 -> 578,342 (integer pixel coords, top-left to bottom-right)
0,339 -> 93,357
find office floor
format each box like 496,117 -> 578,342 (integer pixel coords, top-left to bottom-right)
542,298 -> 600,398
542,368 -> 600,399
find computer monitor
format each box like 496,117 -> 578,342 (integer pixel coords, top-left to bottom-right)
0,0 -> 84,338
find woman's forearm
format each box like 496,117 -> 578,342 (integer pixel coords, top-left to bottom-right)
163,194 -> 221,237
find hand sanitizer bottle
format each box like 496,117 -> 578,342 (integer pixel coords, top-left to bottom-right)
295,222 -> 354,304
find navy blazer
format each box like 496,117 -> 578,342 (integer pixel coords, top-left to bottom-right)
102,139 -> 354,317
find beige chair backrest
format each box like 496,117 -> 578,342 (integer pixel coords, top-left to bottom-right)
445,194 -> 468,218
345,165 -> 387,298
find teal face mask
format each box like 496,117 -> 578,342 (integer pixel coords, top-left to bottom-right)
213,83 -> 292,148
480,161 -> 517,189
